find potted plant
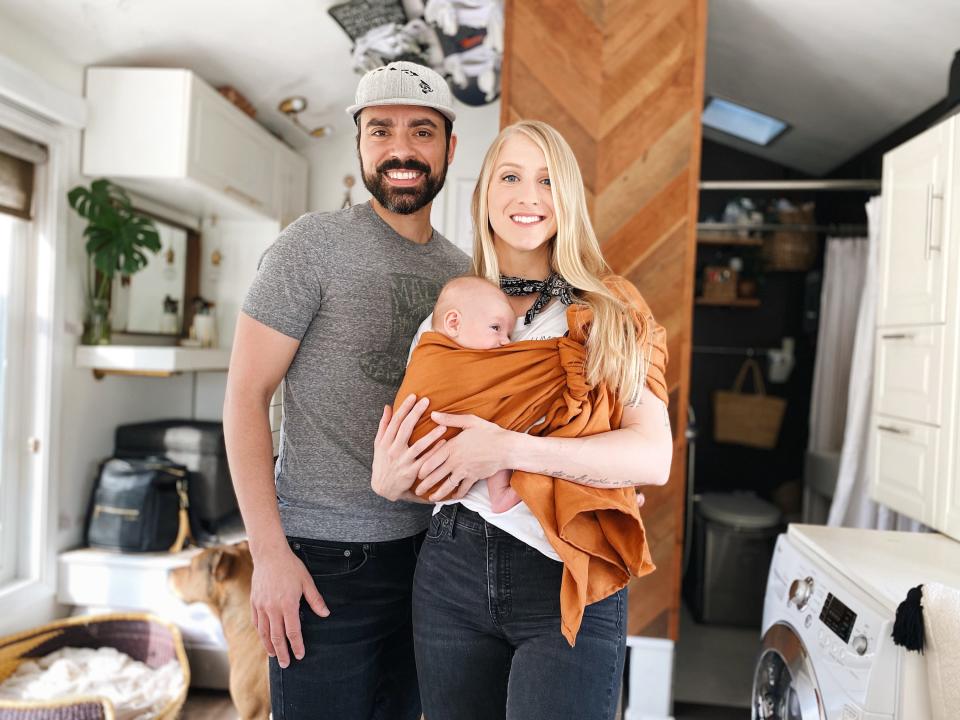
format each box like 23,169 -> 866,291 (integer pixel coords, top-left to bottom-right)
67,179 -> 161,344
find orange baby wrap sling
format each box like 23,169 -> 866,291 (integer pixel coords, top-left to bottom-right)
394,276 -> 669,645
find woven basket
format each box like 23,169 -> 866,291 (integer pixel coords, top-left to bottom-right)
763,203 -> 817,271
0,613 -> 189,720
702,266 -> 738,301
713,358 -> 787,449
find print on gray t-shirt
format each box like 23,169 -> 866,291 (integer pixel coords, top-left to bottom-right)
242,202 -> 470,542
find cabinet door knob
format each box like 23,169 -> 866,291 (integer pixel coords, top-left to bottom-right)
925,183 -> 944,259
224,184 -> 263,208
877,424 -> 909,435
881,332 -> 914,340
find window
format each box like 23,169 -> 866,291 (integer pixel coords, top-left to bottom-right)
0,124 -> 48,591
0,72 -> 73,631
702,97 -> 789,146
0,212 -> 29,584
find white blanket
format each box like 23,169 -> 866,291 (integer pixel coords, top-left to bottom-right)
924,583 -> 960,720
0,646 -> 183,720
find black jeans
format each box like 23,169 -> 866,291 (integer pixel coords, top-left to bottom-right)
413,504 -> 627,720
269,533 -> 423,720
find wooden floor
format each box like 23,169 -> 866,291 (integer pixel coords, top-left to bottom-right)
181,689 -> 239,720
183,688 -> 738,720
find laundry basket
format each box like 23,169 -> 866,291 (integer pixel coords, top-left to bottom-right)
0,613 -> 189,720
687,492 -> 783,627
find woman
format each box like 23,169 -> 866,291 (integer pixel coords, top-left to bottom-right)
372,120 -> 672,720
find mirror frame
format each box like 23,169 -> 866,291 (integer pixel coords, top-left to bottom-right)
121,208 -> 201,339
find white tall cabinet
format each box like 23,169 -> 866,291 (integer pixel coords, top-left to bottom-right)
872,113 -> 960,539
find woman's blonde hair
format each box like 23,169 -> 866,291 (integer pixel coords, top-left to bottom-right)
471,120 -> 648,402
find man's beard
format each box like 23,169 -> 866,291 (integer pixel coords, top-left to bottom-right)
361,157 -> 447,215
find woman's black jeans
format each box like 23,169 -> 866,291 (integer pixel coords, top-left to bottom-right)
413,503 -> 627,720
269,533 -> 423,720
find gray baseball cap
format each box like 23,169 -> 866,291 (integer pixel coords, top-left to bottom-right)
346,61 -> 456,123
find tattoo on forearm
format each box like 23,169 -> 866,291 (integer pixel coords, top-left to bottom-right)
541,469 -> 625,487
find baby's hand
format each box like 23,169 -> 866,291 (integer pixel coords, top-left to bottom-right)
487,469 -> 521,513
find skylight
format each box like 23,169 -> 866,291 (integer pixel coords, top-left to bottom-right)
702,97 -> 788,146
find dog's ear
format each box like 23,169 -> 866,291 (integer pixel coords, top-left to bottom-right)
209,549 -> 234,582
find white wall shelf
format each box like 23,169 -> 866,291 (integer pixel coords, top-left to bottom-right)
75,345 -> 230,378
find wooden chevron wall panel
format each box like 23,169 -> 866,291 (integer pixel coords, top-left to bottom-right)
500,0 -> 707,640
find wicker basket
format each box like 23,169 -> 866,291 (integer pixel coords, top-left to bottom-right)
702,266 -> 738,301
0,613 -> 189,720
713,359 -> 787,449
763,202 -> 817,271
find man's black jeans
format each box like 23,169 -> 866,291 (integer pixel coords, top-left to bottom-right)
268,533 -> 423,720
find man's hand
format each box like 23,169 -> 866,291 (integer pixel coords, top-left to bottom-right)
371,394 -> 448,501
250,544 -> 329,667
416,412 -> 509,501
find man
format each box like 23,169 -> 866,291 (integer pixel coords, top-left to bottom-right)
223,61 -> 469,720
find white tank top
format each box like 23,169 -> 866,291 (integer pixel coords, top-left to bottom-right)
409,299 -> 569,560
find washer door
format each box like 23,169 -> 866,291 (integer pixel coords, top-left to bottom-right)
752,622 -> 825,720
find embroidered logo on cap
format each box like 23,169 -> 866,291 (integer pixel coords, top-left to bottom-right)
383,66 -> 433,94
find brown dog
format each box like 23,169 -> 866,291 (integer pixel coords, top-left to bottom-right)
169,541 -> 270,720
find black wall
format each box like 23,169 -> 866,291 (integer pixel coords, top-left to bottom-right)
691,82 -> 955,504
818,97 -> 954,224
691,140 -> 871,506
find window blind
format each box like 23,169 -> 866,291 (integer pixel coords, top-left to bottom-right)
0,127 -> 46,220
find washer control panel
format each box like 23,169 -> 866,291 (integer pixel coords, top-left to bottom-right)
820,592 -> 857,643
768,537 -> 888,670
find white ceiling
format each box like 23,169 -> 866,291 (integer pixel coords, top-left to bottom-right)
0,0 -> 362,150
1,0 -> 958,174
705,0 -> 960,174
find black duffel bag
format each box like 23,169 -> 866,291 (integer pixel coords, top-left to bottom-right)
85,457 -> 193,552
114,420 -> 238,541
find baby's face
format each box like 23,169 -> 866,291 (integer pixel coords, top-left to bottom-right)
453,291 -> 515,349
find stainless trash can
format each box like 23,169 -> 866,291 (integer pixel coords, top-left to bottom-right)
688,492 -> 782,627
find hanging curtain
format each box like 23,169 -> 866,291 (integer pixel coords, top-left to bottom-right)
803,224 -> 869,523
808,236 -> 869,453
827,196 -> 922,530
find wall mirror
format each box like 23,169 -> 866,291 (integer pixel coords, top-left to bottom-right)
112,211 -> 200,338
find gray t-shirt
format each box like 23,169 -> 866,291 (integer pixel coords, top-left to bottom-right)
241,202 -> 470,542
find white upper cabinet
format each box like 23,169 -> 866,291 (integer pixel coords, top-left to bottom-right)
876,118 -> 952,327
274,143 -> 309,230
82,67 -> 307,223
187,78 -> 278,216
872,115 -> 960,540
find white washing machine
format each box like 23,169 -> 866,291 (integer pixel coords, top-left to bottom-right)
753,524 -> 960,719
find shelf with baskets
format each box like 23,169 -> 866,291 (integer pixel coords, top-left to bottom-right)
696,233 -> 764,247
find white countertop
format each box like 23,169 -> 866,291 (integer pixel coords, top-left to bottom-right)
788,523 -> 960,611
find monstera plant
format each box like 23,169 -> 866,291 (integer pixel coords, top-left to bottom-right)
67,179 -> 160,344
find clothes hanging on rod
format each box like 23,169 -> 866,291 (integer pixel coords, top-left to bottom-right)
692,345 -> 777,357
699,180 -> 880,192
697,221 -> 868,234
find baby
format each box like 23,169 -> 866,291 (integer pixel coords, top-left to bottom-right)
420,276 -> 521,512
430,275 -> 515,350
